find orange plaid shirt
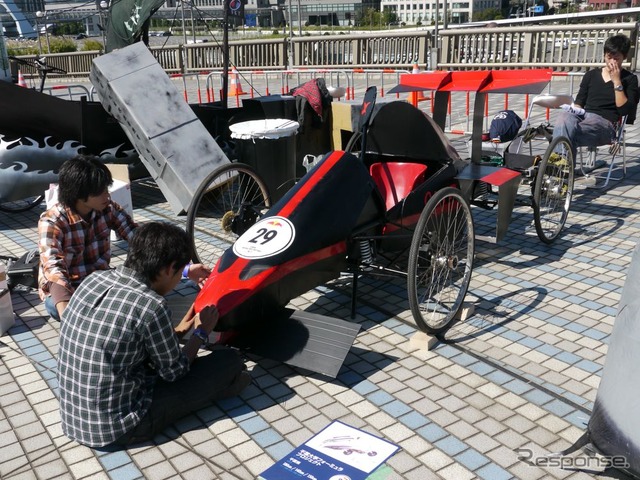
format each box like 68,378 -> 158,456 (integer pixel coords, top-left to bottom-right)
38,201 -> 137,304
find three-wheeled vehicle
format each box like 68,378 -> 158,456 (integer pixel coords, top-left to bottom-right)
188,82 -> 574,340
189,88 -> 475,336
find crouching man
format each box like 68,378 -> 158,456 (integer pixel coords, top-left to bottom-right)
57,222 -> 250,448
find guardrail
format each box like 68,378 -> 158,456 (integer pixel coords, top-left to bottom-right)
439,22 -> 638,71
291,31 -> 430,69
11,21 -> 640,80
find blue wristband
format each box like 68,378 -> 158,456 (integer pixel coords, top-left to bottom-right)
182,263 -> 191,279
192,327 -> 209,345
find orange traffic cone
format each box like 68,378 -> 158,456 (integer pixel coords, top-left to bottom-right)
409,63 -> 426,107
228,67 -> 246,106
17,70 -> 27,88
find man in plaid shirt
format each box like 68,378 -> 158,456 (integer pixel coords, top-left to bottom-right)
38,155 -> 209,320
58,222 -> 250,447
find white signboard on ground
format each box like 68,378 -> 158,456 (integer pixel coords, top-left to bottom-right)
260,421 -> 400,480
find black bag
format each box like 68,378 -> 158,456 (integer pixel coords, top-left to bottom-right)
489,110 -> 523,143
5,250 -> 40,290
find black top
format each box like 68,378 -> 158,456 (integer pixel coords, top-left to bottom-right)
576,68 -> 639,124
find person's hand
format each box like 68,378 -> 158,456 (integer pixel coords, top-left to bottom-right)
560,104 -> 585,117
186,263 -> 211,288
174,304 -> 196,338
608,58 -> 622,85
194,304 -> 219,334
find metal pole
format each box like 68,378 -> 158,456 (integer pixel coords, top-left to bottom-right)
35,16 -> 42,55
430,1 -> 439,70
180,0 -> 187,46
190,0 -> 196,43
297,0 -> 302,36
222,2 -> 229,108
101,12 -> 106,46
44,17 -> 50,54
287,0 -> 293,67
443,0 -> 448,29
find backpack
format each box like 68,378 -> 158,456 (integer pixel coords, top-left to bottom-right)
489,110 -> 522,143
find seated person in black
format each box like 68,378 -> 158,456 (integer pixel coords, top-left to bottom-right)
553,34 -> 639,159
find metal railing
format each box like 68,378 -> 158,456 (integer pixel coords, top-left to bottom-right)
11,21 -> 640,80
291,31 -> 430,69
439,22 -> 638,71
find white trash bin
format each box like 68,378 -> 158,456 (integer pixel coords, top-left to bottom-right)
230,119 -> 299,202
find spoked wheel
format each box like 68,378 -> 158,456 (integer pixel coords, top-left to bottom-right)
186,163 -> 270,266
408,187 -> 475,334
344,132 -> 363,155
0,195 -> 45,213
532,135 -> 574,244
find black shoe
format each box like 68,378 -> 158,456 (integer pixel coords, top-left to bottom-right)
220,371 -> 251,398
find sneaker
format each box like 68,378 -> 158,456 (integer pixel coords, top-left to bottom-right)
220,371 -> 251,398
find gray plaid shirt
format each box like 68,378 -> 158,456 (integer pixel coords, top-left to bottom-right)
58,266 -> 189,447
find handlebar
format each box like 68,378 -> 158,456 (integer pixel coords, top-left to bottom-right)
9,55 -> 67,75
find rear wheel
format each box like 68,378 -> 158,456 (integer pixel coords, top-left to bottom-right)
344,132 -> 363,156
0,195 -> 45,213
186,163 -> 270,266
408,187 -> 474,334
533,136 -> 574,244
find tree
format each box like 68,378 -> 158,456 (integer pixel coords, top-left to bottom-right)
473,7 -> 504,21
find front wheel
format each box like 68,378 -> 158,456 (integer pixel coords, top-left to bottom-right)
533,136 -> 574,244
186,163 -> 270,266
407,187 -> 475,334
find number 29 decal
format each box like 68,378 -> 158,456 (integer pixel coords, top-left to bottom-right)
233,216 -> 295,260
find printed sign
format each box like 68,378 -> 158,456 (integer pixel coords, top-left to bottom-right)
260,421 -> 400,480
233,216 -> 295,260
227,0 -> 244,18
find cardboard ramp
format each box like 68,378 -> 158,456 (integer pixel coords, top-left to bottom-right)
167,296 -> 360,378
243,309 -> 361,379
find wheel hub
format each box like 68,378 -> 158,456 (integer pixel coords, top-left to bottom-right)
434,254 -> 459,271
221,210 -> 235,232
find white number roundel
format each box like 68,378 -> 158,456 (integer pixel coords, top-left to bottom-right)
233,216 -> 296,260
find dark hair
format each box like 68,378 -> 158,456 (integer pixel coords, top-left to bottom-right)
604,34 -> 631,57
124,222 -> 193,284
58,154 -> 113,208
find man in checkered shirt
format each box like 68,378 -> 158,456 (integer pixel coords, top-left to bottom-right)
38,155 -> 209,320
57,222 -> 250,447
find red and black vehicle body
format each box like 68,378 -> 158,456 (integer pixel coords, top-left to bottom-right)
194,98 -> 471,333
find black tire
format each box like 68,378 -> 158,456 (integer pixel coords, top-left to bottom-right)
407,187 -> 475,334
0,195 -> 45,213
533,135 -> 574,244
186,163 -> 270,266
344,131 -> 363,155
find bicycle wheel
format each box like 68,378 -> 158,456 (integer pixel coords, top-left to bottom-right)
407,187 -> 475,334
186,163 -> 270,266
344,131 -> 363,156
0,195 -> 45,213
533,136 -> 574,244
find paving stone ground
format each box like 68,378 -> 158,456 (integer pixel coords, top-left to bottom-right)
1,77 -> 639,479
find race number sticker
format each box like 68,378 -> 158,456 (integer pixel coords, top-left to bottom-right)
233,216 -> 295,260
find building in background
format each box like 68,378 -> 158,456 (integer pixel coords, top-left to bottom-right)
0,0 -> 43,37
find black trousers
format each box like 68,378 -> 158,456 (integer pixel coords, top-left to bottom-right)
114,345 -> 246,445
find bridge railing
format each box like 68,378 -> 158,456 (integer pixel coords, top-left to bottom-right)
290,31 -> 431,69
439,22 -> 638,71
11,21 -> 640,80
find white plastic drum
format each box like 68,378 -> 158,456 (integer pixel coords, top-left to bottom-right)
229,119 -> 299,141
229,119 -> 300,203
